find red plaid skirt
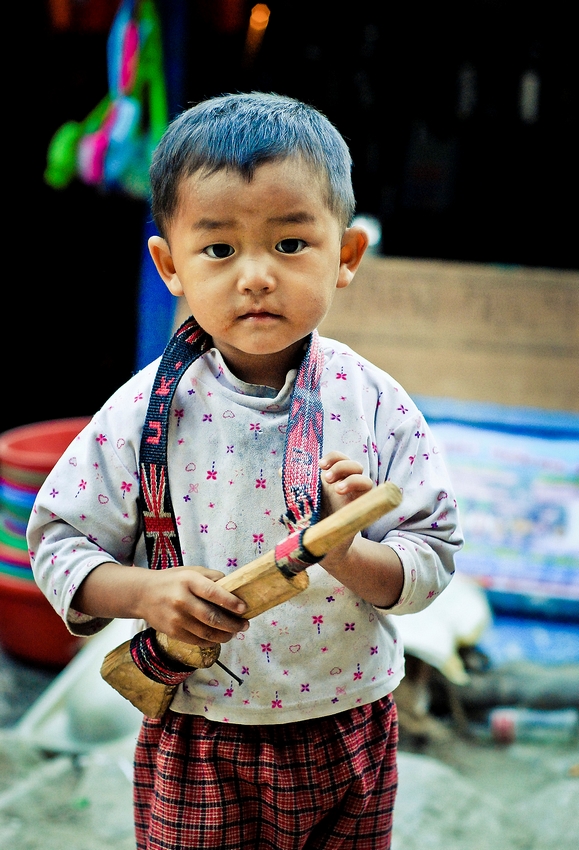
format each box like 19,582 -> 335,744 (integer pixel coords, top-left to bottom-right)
133,694 -> 398,849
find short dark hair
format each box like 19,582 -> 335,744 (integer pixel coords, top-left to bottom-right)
149,92 -> 355,238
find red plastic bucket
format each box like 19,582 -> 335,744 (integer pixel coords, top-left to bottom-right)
0,571 -> 85,667
0,417 -> 91,479
0,417 -> 91,666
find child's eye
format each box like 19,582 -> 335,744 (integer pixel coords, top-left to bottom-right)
275,238 -> 307,254
204,243 -> 235,259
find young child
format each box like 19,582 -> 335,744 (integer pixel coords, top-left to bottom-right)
28,92 -> 463,850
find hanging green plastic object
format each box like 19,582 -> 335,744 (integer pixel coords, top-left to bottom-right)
44,0 -> 168,199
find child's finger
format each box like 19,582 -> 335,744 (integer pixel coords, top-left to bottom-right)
321,458 -> 365,484
183,602 -> 249,645
334,473 -> 373,495
319,450 -> 350,469
181,568 -> 248,616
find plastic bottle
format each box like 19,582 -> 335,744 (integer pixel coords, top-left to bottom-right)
489,706 -> 579,744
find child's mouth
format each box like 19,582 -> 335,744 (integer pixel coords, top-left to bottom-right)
240,311 -> 279,321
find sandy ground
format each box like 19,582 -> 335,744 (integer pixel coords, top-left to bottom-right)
1,638 -> 578,850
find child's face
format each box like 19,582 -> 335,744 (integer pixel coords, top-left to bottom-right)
149,157 -> 367,387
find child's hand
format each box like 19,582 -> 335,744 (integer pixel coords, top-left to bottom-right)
317,452 -> 404,607
318,451 -> 376,577
138,565 -> 250,648
319,451 -> 374,518
73,561 -> 249,650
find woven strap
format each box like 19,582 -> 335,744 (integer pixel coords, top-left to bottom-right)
274,527 -> 318,578
280,328 -> 324,533
138,317 -> 209,570
130,627 -> 195,686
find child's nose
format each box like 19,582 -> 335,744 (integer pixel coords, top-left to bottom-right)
237,257 -> 276,292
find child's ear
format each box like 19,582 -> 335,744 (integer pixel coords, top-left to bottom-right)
148,235 -> 184,296
337,226 -> 369,289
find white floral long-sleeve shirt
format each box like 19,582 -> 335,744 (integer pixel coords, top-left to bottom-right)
27,337 -> 463,724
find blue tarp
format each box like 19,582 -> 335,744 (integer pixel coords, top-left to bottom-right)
418,396 -> 579,621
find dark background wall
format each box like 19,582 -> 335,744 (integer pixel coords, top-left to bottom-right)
182,0 -> 577,271
4,0 -> 577,434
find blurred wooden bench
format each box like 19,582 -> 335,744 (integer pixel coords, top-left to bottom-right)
318,256 -> 579,413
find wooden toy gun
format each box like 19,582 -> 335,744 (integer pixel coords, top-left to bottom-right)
101,482 -> 402,718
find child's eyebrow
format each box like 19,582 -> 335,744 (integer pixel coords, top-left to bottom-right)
194,217 -> 235,231
267,212 -> 316,225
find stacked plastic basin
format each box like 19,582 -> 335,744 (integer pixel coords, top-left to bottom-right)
0,417 -> 91,667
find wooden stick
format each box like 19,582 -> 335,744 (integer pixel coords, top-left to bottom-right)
101,481 -> 402,718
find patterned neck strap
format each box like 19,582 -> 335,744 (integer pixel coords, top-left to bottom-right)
138,316 -> 324,570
